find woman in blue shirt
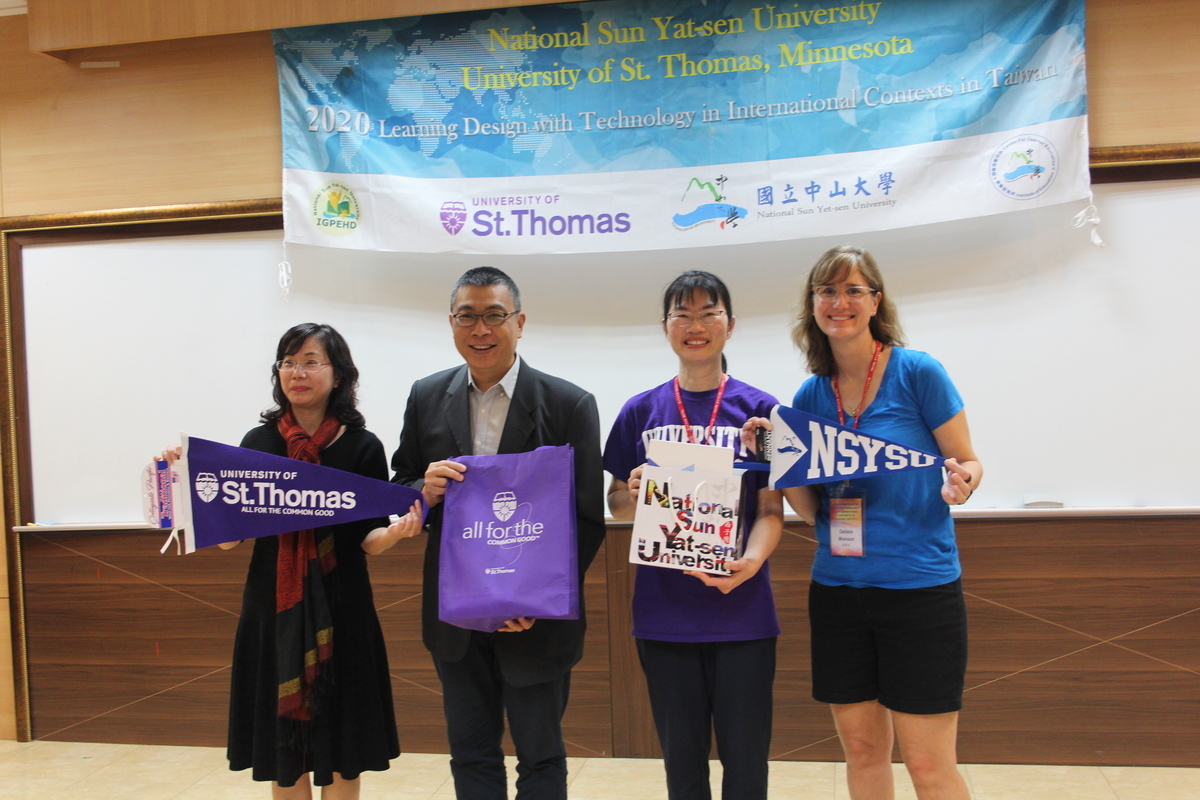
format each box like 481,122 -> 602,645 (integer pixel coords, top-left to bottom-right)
751,246 -> 981,800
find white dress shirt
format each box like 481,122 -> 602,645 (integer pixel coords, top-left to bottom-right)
467,356 -> 521,456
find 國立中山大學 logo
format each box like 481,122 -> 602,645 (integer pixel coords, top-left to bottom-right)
672,174 -> 747,231
194,472 -> 219,503
989,134 -> 1058,200
310,181 -> 360,236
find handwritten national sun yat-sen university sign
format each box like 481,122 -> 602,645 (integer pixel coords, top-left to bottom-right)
275,0 -> 1088,255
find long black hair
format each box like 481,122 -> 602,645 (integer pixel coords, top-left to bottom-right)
661,270 -> 734,374
260,323 -> 365,428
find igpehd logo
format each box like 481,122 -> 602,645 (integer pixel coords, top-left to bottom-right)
310,181 -> 361,236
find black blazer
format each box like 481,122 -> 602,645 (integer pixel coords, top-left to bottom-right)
391,359 -> 606,686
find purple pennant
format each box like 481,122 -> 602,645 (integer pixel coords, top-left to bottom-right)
159,435 -> 425,554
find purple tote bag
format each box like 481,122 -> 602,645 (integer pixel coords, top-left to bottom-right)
439,445 -> 579,632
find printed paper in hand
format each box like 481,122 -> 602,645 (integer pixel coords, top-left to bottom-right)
629,441 -> 742,576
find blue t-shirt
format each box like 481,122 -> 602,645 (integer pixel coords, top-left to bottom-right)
604,377 -> 782,642
792,347 -> 964,589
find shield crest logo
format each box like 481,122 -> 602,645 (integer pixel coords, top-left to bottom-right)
440,201 -> 467,235
194,472 -> 219,503
492,491 -> 517,521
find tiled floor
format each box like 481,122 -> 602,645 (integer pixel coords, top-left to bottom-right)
1,740 -> 1198,799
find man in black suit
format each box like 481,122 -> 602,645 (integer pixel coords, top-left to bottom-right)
391,266 -> 605,800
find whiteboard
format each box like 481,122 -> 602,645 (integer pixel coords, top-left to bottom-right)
22,179 -> 1200,523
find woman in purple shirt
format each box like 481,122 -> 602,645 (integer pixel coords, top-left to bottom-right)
604,271 -> 785,800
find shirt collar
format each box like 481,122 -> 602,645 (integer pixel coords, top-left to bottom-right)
469,355 -> 521,397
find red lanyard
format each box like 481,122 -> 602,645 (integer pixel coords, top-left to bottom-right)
673,374 -> 728,446
832,341 -> 882,429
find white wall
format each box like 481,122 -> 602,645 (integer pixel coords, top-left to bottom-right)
22,179 -> 1200,523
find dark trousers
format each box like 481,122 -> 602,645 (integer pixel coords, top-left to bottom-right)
637,637 -> 776,800
435,632 -> 571,800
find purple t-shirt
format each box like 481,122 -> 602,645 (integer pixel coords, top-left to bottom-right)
603,376 -> 782,642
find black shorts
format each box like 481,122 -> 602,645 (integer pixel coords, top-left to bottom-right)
808,578 -> 968,715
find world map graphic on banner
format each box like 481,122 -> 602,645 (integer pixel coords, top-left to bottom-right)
275,0 -> 1088,254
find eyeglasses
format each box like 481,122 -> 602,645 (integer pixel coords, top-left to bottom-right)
812,285 -> 877,302
665,310 -> 727,328
275,360 -> 330,374
452,311 -> 519,327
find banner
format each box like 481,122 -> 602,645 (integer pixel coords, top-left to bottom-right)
439,446 -> 579,632
767,405 -> 943,488
275,0 -> 1088,254
153,435 -> 426,554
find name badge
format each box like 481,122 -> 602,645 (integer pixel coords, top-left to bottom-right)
828,481 -> 865,557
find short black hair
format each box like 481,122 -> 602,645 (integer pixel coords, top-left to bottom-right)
661,270 -> 733,321
661,270 -> 734,374
450,266 -> 521,311
260,323 -> 365,428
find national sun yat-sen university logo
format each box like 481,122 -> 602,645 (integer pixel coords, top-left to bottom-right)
989,134 -> 1058,201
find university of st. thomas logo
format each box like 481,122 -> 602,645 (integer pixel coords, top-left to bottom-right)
440,201 -> 467,234
194,472 -> 219,503
492,491 -> 517,521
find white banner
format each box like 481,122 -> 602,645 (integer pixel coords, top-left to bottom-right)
275,0 -> 1089,254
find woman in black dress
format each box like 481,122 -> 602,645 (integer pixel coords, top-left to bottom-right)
166,323 -> 421,799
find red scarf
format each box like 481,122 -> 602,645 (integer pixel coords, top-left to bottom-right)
274,411 -> 341,723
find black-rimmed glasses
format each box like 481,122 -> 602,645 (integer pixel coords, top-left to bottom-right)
452,311 -> 519,327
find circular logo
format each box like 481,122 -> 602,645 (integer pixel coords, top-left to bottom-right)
310,181 -> 360,236
989,134 -> 1058,200
440,201 -> 467,235
194,472 -> 219,503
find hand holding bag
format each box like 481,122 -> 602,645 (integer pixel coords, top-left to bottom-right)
439,445 -> 579,632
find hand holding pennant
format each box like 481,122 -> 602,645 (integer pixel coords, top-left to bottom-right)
150,435 -> 426,554
765,405 -> 944,489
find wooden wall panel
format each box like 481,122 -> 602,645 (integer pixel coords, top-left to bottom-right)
20,526 -> 613,757
0,16 -> 281,217
606,516 -> 1200,766
22,530 -> 248,743
27,0 -> 564,54
1087,0 -> 1200,148
16,516 -> 1200,765
604,524 -> 656,759
957,517 -> 1200,766
0,596 -> 14,739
